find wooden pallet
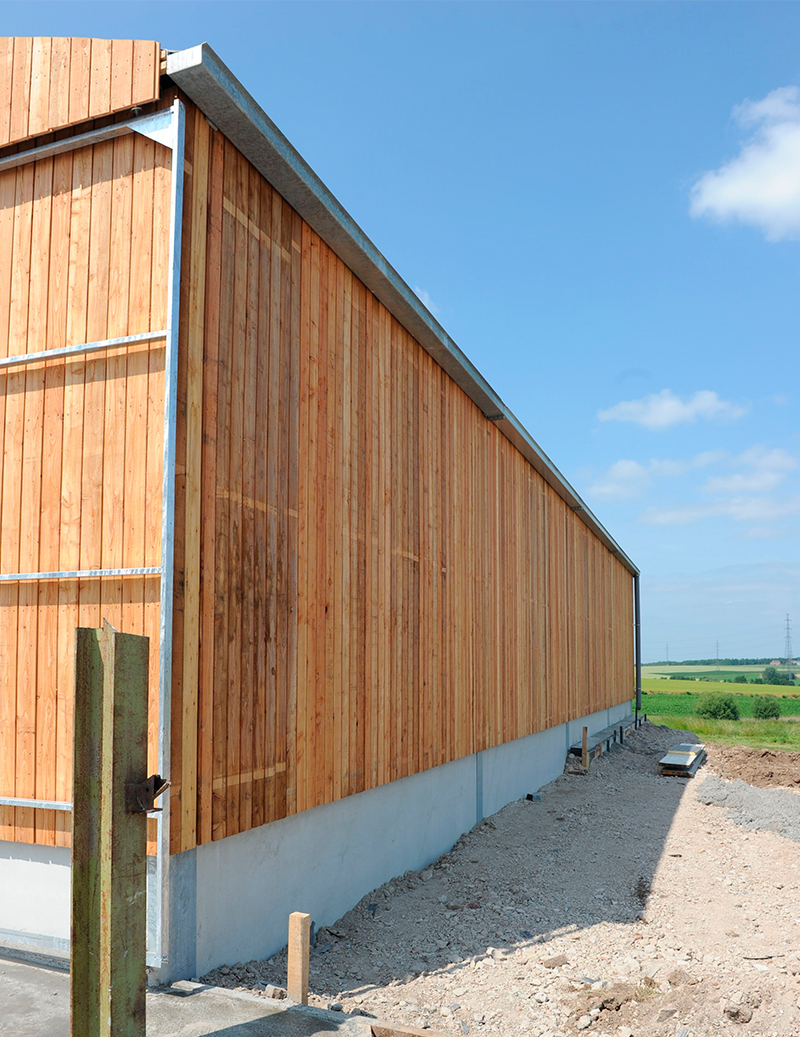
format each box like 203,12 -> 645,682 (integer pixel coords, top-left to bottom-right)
658,743 -> 707,778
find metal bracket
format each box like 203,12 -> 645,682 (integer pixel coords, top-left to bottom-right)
125,774 -> 170,814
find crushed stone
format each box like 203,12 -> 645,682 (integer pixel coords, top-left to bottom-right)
201,723 -> 800,1037
696,774 -> 800,841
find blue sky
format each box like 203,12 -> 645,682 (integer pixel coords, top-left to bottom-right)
5,2 -> 798,662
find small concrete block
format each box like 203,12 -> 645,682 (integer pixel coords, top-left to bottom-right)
262,984 -> 287,999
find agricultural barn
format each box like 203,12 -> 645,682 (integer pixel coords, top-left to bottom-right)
0,38 -> 640,980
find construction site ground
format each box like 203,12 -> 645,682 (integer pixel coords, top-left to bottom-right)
0,957 -> 381,1037
202,723 -> 800,1037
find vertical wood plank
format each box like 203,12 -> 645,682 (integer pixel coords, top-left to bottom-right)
47,36 -> 71,131
0,38 -> 14,147
198,126 -> 223,846
0,166 -> 17,839
27,36 -> 52,139
109,38 -> 134,112
180,109 -> 209,852
88,38 -> 112,120
211,140 -> 235,840
68,38 -> 91,126
16,157 -> 47,843
35,151 -> 71,846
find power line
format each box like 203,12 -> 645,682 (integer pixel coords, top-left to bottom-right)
786,614 -> 793,671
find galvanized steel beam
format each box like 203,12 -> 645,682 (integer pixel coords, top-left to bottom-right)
0,330 -> 167,370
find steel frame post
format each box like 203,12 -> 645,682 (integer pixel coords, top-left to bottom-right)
154,96 -> 185,969
634,573 -> 642,716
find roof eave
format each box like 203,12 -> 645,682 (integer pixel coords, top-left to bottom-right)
165,42 -> 639,577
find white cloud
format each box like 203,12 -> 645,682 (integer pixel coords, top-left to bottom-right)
591,444 -> 799,543
702,446 -> 797,494
690,86 -> 800,241
413,286 -> 440,316
588,450 -> 724,501
642,495 -> 800,526
597,389 -> 746,430
589,459 -> 649,501
741,525 -> 798,540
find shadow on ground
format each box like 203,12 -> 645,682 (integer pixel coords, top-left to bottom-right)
0,956 -> 363,1037
207,725 -> 698,1001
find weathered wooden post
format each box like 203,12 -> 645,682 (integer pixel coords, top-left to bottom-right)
287,911 -> 311,1004
71,621 -> 152,1037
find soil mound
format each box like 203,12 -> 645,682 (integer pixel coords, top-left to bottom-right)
707,743 -> 800,788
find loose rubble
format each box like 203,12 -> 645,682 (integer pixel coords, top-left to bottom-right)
201,723 -> 800,1036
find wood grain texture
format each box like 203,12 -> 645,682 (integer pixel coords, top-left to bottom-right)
169,99 -> 635,854
0,134 -> 170,847
0,37 -> 160,147
0,75 -> 634,856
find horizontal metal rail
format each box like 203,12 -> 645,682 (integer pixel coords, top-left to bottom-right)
0,567 -> 160,583
0,106 -> 176,174
0,796 -> 72,811
0,123 -> 136,173
0,330 -> 167,370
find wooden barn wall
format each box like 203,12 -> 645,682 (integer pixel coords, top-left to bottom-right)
172,101 -> 635,854
0,37 -> 160,148
0,130 -> 171,849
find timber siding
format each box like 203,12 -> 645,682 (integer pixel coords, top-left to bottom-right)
170,99 -> 634,854
0,39 -> 635,860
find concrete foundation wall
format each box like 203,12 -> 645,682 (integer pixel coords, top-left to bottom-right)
0,701 -> 632,977
0,841 -> 71,953
169,701 -> 631,979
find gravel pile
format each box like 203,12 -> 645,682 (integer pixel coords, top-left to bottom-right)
697,775 -> 800,842
201,723 -> 800,1036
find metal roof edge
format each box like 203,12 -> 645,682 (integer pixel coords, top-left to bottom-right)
165,43 -> 639,577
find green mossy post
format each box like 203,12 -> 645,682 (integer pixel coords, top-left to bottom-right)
71,622 -> 150,1037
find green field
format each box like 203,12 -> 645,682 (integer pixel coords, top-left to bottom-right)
639,665 -> 800,750
643,664 -> 797,685
640,690 -> 800,718
638,711 -> 800,752
642,677 -> 800,697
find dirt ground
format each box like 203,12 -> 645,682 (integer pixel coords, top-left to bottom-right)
201,723 -> 800,1037
706,745 -> 800,789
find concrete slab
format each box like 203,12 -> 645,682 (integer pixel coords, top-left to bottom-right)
0,957 -> 372,1037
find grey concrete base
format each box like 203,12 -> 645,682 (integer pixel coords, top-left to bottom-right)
166,701 -> 630,980
0,842 -> 158,962
0,842 -> 71,951
0,702 -> 630,981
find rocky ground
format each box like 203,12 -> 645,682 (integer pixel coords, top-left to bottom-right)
200,723 -> 800,1037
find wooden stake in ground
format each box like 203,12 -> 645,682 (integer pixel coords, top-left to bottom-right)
71,622 -> 150,1037
582,726 -> 589,770
287,911 -> 311,1004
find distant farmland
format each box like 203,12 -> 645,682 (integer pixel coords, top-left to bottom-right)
642,666 -> 798,686
640,689 -> 800,718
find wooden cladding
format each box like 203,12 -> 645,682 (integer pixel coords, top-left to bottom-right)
0,69 -> 634,856
0,37 -> 160,149
171,103 -> 634,854
0,133 -> 171,847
